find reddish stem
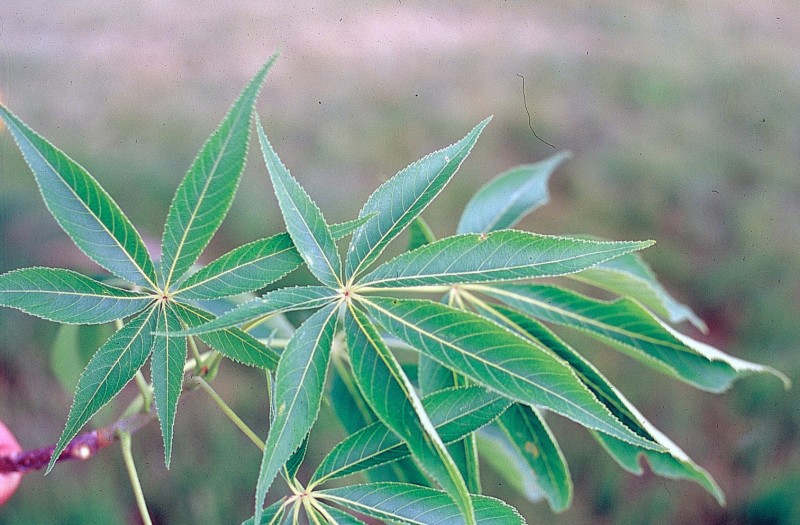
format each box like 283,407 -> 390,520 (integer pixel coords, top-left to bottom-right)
0,413 -> 152,475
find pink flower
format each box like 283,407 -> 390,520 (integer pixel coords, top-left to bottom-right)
0,420 -> 22,506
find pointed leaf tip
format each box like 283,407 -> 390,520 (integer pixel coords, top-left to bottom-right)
345,117 -> 491,281
160,53 -> 278,289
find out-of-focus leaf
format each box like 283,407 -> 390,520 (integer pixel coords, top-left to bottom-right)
408,217 -> 436,251
457,152 -> 570,234
496,404 -> 572,512
569,251 -> 708,332
345,118 -> 491,281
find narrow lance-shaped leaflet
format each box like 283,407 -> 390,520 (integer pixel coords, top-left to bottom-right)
160,53 -> 278,289
345,305 -> 475,525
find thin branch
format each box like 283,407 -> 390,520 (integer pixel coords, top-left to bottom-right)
0,413 -> 152,475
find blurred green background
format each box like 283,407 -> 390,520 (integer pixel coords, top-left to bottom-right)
1,1 -> 798,523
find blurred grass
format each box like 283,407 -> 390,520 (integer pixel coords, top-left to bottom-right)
1,1 -> 798,523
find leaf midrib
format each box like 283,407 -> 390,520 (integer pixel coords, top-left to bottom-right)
359,239 -> 638,287
358,298 -> 636,444
164,103 -> 248,289
476,285 -> 695,355
349,137 -> 474,281
12,121 -> 157,290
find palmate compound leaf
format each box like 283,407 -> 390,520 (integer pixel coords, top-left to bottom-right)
475,302 -> 725,503
358,296 -> 662,451
356,231 -> 653,289
344,305 -> 475,525
310,386 -> 509,486
47,307 -> 158,472
478,283 -> 789,392
0,267 -> 151,324
160,53 -> 278,290
0,106 -> 158,290
253,303 -> 339,524
151,304 -> 186,467
317,482 -> 526,525
258,119 -> 342,288
456,151 -> 571,235
344,118 -> 492,282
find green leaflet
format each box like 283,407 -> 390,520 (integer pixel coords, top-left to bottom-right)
329,355 -> 423,484
310,386 -> 509,485
568,250 -> 708,332
344,306 -> 475,525
457,152 -> 571,235
0,267 -> 151,324
48,308 -> 158,472
258,119 -> 342,288
479,283 -> 788,392
496,404 -> 572,512
175,234 -> 302,300
317,482 -> 526,525
170,302 -> 279,370
253,303 -> 338,524
357,231 -> 653,289
476,425 -> 550,504
240,499 -> 287,525
315,505 -> 369,525
160,53 -> 277,289
175,216 -> 377,301
170,286 -> 337,336
478,303 -> 724,502
345,118 -> 491,281
0,105 -> 158,289
408,217 -> 437,252
358,296 -> 661,451
152,305 -> 186,468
